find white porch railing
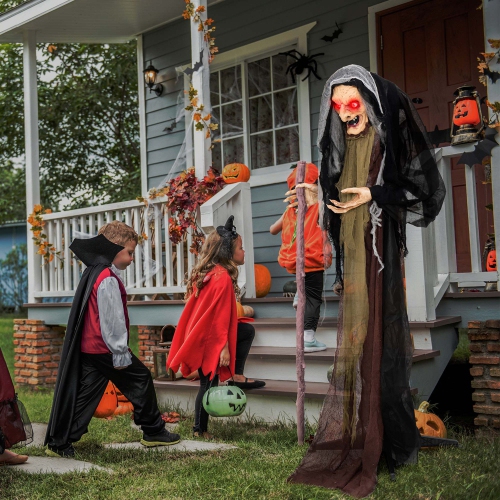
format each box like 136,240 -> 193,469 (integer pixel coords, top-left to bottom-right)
28,183 -> 255,302
405,144 -> 500,321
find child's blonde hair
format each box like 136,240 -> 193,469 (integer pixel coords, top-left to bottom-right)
98,221 -> 139,246
185,230 -> 240,300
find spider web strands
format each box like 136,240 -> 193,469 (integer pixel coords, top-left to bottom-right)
295,160 -> 306,445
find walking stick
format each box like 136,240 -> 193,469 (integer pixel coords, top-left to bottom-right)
295,160 -> 306,445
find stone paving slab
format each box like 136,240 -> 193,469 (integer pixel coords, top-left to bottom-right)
104,440 -> 236,452
2,456 -> 111,474
27,423 -> 48,447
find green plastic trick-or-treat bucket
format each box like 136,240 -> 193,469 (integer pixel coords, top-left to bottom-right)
202,386 -> 247,417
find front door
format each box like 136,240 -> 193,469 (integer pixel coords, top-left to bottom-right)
377,0 -> 492,272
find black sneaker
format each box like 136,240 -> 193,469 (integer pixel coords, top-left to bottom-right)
45,444 -> 76,458
140,429 -> 181,447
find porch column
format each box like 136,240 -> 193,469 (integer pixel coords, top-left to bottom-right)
483,0 -> 500,290
190,0 -> 212,179
23,30 -> 41,303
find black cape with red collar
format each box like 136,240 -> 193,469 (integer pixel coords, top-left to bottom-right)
45,235 -> 123,447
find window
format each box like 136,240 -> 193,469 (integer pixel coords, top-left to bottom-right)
210,52 -> 301,172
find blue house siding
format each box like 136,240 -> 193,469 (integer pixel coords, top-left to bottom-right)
0,223 -> 26,260
143,0 -> 381,294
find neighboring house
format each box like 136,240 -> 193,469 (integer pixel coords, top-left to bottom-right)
1,0 -> 499,420
0,222 -> 26,260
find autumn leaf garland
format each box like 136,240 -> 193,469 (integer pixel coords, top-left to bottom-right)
27,205 -> 61,266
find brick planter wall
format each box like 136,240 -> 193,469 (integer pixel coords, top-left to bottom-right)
138,326 -> 161,371
13,319 -> 65,387
468,319 -> 500,435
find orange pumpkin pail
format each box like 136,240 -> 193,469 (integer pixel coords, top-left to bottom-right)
93,381 -> 118,418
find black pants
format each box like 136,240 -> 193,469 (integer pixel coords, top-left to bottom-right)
63,352 -> 165,445
193,322 -> 255,432
304,270 -> 324,331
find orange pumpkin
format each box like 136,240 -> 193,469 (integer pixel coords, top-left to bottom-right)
254,264 -> 272,298
452,98 -> 481,127
242,305 -> 254,317
114,401 -> 134,416
222,163 -> 251,183
93,381 -> 118,418
414,401 -> 447,438
236,301 -> 245,318
487,250 -> 497,272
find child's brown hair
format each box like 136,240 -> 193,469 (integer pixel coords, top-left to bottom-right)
185,230 -> 240,300
98,221 -> 139,247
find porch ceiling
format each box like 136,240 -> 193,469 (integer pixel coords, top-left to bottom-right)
0,0 -> 223,43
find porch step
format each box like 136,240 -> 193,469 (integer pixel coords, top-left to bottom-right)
154,377 -> 419,400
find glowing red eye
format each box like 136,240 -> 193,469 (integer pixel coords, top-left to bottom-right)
349,100 -> 360,109
332,101 -> 341,111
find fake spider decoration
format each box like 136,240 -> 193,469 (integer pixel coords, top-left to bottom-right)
279,50 -> 324,83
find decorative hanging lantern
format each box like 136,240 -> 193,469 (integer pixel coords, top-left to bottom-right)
143,63 -> 163,97
450,86 -> 484,145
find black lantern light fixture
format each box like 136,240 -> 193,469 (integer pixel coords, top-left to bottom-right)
143,63 -> 163,97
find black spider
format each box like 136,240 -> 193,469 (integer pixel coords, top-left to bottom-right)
279,49 -> 324,83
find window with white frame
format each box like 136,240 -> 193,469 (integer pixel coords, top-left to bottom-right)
210,51 -> 301,172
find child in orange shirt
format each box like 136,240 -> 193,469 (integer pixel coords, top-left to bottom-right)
270,163 -> 332,352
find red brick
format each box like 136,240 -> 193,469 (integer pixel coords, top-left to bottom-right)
42,346 -> 61,354
469,333 -> 499,341
45,362 -> 59,369
490,368 -> 500,377
52,355 -> 61,361
14,319 -> 26,324
19,355 -> 31,362
491,394 -> 500,403
138,334 -> 150,340
143,350 -> 153,356
14,362 -> 25,369
470,367 -> 484,376
26,348 -> 43,355
19,369 -> 33,377
474,417 -> 490,426
25,363 -> 41,370
468,321 -> 482,329
19,325 -> 31,331
26,319 -> 44,325
45,378 -> 57,385
31,326 -> 50,332
474,405 -> 500,415
31,355 -> 51,363
488,344 -> 500,353
144,340 -> 156,346
469,356 -> 500,365
472,380 -> 489,389
472,393 -> 486,402
51,340 -> 64,346
25,333 -> 43,340
27,378 -> 40,385
12,339 -> 19,346
19,340 -> 32,347
52,370 -> 59,376
492,419 -> 500,429
485,320 -> 500,329
43,332 -> 64,339
13,332 -> 25,339
31,340 -> 50,347
15,377 -> 27,384
14,347 -> 26,354
36,370 -> 51,377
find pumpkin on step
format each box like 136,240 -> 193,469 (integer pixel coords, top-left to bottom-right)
236,301 -> 245,318
414,401 -> 447,438
254,264 -> 272,298
236,301 -> 255,318
93,381 -> 118,418
222,163 -> 250,184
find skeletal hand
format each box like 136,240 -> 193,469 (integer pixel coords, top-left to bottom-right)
326,187 -> 372,214
284,183 -> 318,208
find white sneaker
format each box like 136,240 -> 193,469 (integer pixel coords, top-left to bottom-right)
304,338 -> 327,352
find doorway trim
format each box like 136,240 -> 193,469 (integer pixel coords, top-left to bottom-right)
368,0 -> 416,73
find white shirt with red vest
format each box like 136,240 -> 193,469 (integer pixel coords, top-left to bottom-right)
80,265 -> 132,368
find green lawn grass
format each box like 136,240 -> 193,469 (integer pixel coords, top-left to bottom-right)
1,316 -> 500,499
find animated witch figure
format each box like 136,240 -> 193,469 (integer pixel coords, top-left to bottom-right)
288,65 -> 446,497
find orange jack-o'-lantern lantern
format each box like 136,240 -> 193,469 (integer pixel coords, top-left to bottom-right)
254,264 -> 272,298
236,301 -> 245,318
452,99 -> 481,127
414,401 -> 447,438
222,163 -> 250,184
487,250 -> 497,272
93,381 -> 118,418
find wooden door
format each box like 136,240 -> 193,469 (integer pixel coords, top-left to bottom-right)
377,0 -> 492,272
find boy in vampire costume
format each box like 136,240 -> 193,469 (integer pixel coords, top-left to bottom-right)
45,221 -> 180,457
288,65 -> 448,497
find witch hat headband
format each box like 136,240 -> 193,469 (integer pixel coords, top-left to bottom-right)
69,234 -> 124,267
216,215 -> 238,260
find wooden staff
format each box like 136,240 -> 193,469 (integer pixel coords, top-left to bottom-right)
295,160 -> 306,445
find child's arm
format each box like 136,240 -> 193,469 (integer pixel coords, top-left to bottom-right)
97,277 -> 133,369
219,341 -> 230,367
270,213 -> 285,235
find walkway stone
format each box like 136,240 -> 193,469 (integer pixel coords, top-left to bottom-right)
4,456 -> 111,474
27,423 -> 48,447
104,440 -> 236,452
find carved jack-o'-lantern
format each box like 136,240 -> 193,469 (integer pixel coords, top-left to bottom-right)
452,99 -> 481,127
487,250 -> 497,272
414,401 -> 447,438
222,163 -> 250,184
93,381 -> 118,418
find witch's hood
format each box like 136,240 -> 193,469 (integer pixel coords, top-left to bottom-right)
69,234 -> 124,267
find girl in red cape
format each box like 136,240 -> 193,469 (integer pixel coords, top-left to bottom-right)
167,216 -> 263,438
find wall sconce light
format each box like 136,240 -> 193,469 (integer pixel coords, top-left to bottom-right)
450,85 -> 484,145
143,63 -> 163,97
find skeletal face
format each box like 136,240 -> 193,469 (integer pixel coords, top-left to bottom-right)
332,85 -> 368,135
